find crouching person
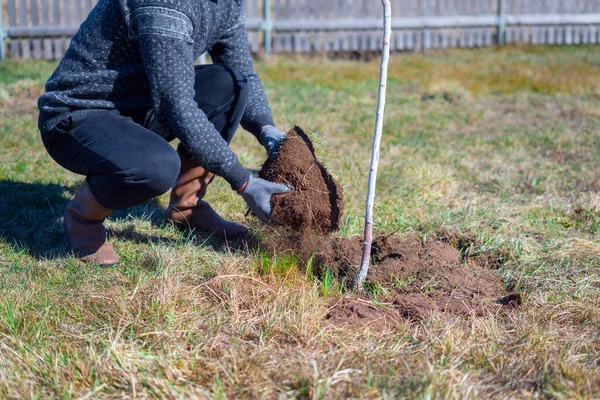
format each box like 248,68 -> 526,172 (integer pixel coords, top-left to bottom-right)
37,0 -> 290,265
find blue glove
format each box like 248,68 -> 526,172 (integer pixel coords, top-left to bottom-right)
238,175 -> 292,223
260,125 -> 286,160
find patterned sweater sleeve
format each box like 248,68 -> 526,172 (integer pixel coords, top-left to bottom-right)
209,21 -> 275,141
130,6 -> 250,190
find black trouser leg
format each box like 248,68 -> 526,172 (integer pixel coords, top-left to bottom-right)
41,110 -> 181,210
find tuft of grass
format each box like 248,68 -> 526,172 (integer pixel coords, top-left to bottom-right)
0,45 -> 599,398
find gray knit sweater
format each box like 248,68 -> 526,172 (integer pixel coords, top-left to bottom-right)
38,0 -> 275,190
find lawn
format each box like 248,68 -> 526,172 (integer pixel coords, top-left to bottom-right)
0,45 -> 599,398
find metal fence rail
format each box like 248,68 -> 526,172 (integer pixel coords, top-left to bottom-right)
1,0 -> 600,60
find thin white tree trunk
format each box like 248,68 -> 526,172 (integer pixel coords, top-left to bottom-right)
353,0 -> 392,290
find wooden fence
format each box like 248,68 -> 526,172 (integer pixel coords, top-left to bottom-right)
2,0 -> 600,60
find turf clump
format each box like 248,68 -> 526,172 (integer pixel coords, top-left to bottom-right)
259,126 -> 344,235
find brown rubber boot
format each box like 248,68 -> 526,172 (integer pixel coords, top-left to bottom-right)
64,180 -> 120,265
166,151 -> 248,238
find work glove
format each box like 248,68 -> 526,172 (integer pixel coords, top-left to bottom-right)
260,125 -> 286,160
238,175 -> 292,223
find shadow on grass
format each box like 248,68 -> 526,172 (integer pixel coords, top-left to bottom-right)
0,180 -> 260,260
0,180 -> 166,260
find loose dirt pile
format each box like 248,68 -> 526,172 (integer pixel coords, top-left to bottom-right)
259,126 -> 344,235
317,236 -> 520,323
259,127 -> 519,326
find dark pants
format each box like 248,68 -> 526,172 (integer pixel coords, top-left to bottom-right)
41,64 -> 249,210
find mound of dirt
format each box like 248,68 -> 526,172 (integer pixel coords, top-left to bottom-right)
259,126 -> 344,235
311,235 -> 519,322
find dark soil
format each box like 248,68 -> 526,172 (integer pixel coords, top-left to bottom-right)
317,236 -> 520,324
258,127 -> 519,326
259,126 -> 344,235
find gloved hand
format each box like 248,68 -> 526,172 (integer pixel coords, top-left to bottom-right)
260,125 -> 286,160
238,175 -> 292,223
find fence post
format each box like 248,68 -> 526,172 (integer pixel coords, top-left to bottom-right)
497,0 -> 506,45
0,2 -> 6,61
263,0 -> 272,58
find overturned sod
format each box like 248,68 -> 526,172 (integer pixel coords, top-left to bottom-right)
259,126 -> 345,235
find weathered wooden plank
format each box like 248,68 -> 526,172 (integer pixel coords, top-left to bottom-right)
30,0 -> 40,26
369,30 -> 378,51
504,26 -> 513,43
358,31 -> 367,51
565,25 -> 573,44
520,27 -> 530,43
476,28 -> 484,47
441,29 -> 449,48
466,28 -> 475,47
8,0 -> 17,27
450,29 -> 459,47
581,26 -> 590,44
249,0 -> 258,20
393,31 -> 403,51
284,33 -> 292,53
53,38 -> 63,59
313,29 -> 322,52
458,29 -> 467,47
10,40 -> 20,58
52,0 -> 61,25
43,38 -> 53,59
547,26 -> 556,44
300,32 -> 313,53
64,0 -> 73,25
324,31 -> 332,52
19,0 -> 28,26
293,32 -> 301,53
32,39 -> 42,59
74,0 -> 83,23
40,0 -> 50,26
341,30 -> 350,51
414,29 -> 423,51
273,34 -> 282,53
573,25 -> 581,44
556,26 -> 564,45
293,0 -> 300,20
484,27 -> 493,45
440,29 -> 449,48
21,40 -> 31,60
86,0 -> 94,14
589,26 -> 598,44
406,30 -> 415,50
249,31 -> 259,53
423,29 -> 431,49
433,29 -> 441,48
332,31 -> 339,52
531,27 -> 539,44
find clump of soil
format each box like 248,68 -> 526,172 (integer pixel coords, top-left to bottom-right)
259,126 -> 344,235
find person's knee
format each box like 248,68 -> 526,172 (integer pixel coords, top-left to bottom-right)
134,147 -> 180,198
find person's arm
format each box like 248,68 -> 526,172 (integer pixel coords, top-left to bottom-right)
129,5 -> 249,190
209,19 -> 280,143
